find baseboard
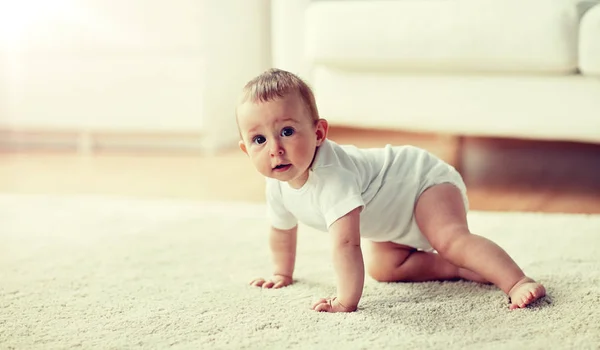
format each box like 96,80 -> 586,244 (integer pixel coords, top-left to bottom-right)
0,128 -> 237,154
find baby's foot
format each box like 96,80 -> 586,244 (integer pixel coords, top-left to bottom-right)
508,277 -> 546,310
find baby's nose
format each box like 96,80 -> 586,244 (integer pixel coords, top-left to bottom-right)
271,148 -> 284,156
270,142 -> 285,156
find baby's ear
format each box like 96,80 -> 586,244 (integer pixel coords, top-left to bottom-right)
238,140 -> 248,155
315,119 -> 329,145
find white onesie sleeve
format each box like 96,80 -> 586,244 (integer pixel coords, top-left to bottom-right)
315,166 -> 365,229
265,178 -> 298,230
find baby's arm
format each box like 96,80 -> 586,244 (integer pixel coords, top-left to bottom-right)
249,225 -> 297,289
312,207 -> 364,312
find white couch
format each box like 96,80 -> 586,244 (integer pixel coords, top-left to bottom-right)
271,0 -> 600,145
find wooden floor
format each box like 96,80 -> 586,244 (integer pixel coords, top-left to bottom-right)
1,128 -> 599,214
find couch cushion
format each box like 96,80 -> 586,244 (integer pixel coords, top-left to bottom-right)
305,0 -> 579,74
312,67 -> 600,144
580,4 -> 600,76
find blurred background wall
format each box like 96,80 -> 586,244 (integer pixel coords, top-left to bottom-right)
0,0 -> 271,153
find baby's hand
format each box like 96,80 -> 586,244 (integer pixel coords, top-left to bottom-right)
311,297 -> 357,313
249,274 -> 293,289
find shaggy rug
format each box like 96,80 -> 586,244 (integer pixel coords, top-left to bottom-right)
1,194 -> 599,349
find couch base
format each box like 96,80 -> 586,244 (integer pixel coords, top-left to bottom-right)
313,67 -> 600,144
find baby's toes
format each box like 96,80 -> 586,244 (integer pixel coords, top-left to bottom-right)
509,296 -> 522,309
519,296 -> 528,308
523,292 -> 534,306
509,292 -> 527,309
534,285 -> 546,298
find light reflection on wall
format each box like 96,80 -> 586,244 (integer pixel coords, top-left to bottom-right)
0,0 -> 82,49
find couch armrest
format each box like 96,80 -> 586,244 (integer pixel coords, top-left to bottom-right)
580,3 -> 600,76
271,0 -> 312,80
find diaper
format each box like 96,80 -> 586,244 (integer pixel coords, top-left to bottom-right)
389,164 -> 469,251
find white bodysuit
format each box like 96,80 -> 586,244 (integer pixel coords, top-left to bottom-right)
265,139 -> 468,251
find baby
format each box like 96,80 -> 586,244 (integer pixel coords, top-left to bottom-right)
236,68 -> 546,313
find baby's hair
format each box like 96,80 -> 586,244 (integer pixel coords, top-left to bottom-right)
238,68 -> 320,123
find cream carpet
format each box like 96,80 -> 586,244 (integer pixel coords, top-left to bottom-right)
1,194 -> 600,349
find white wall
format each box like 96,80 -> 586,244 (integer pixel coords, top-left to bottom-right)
201,1 -> 272,152
0,0 -> 205,132
0,0 -> 271,151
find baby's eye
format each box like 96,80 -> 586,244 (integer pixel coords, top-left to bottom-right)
281,127 -> 295,137
252,135 -> 266,145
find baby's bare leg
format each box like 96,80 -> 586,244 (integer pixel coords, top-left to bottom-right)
367,241 -> 487,283
414,183 -> 546,309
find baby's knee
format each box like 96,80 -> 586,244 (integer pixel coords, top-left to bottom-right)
431,226 -> 471,260
367,262 -> 397,282
367,247 -> 413,282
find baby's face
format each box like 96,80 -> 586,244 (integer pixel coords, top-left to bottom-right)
237,93 -> 327,189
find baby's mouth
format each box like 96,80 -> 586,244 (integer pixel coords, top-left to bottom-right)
273,164 -> 291,172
